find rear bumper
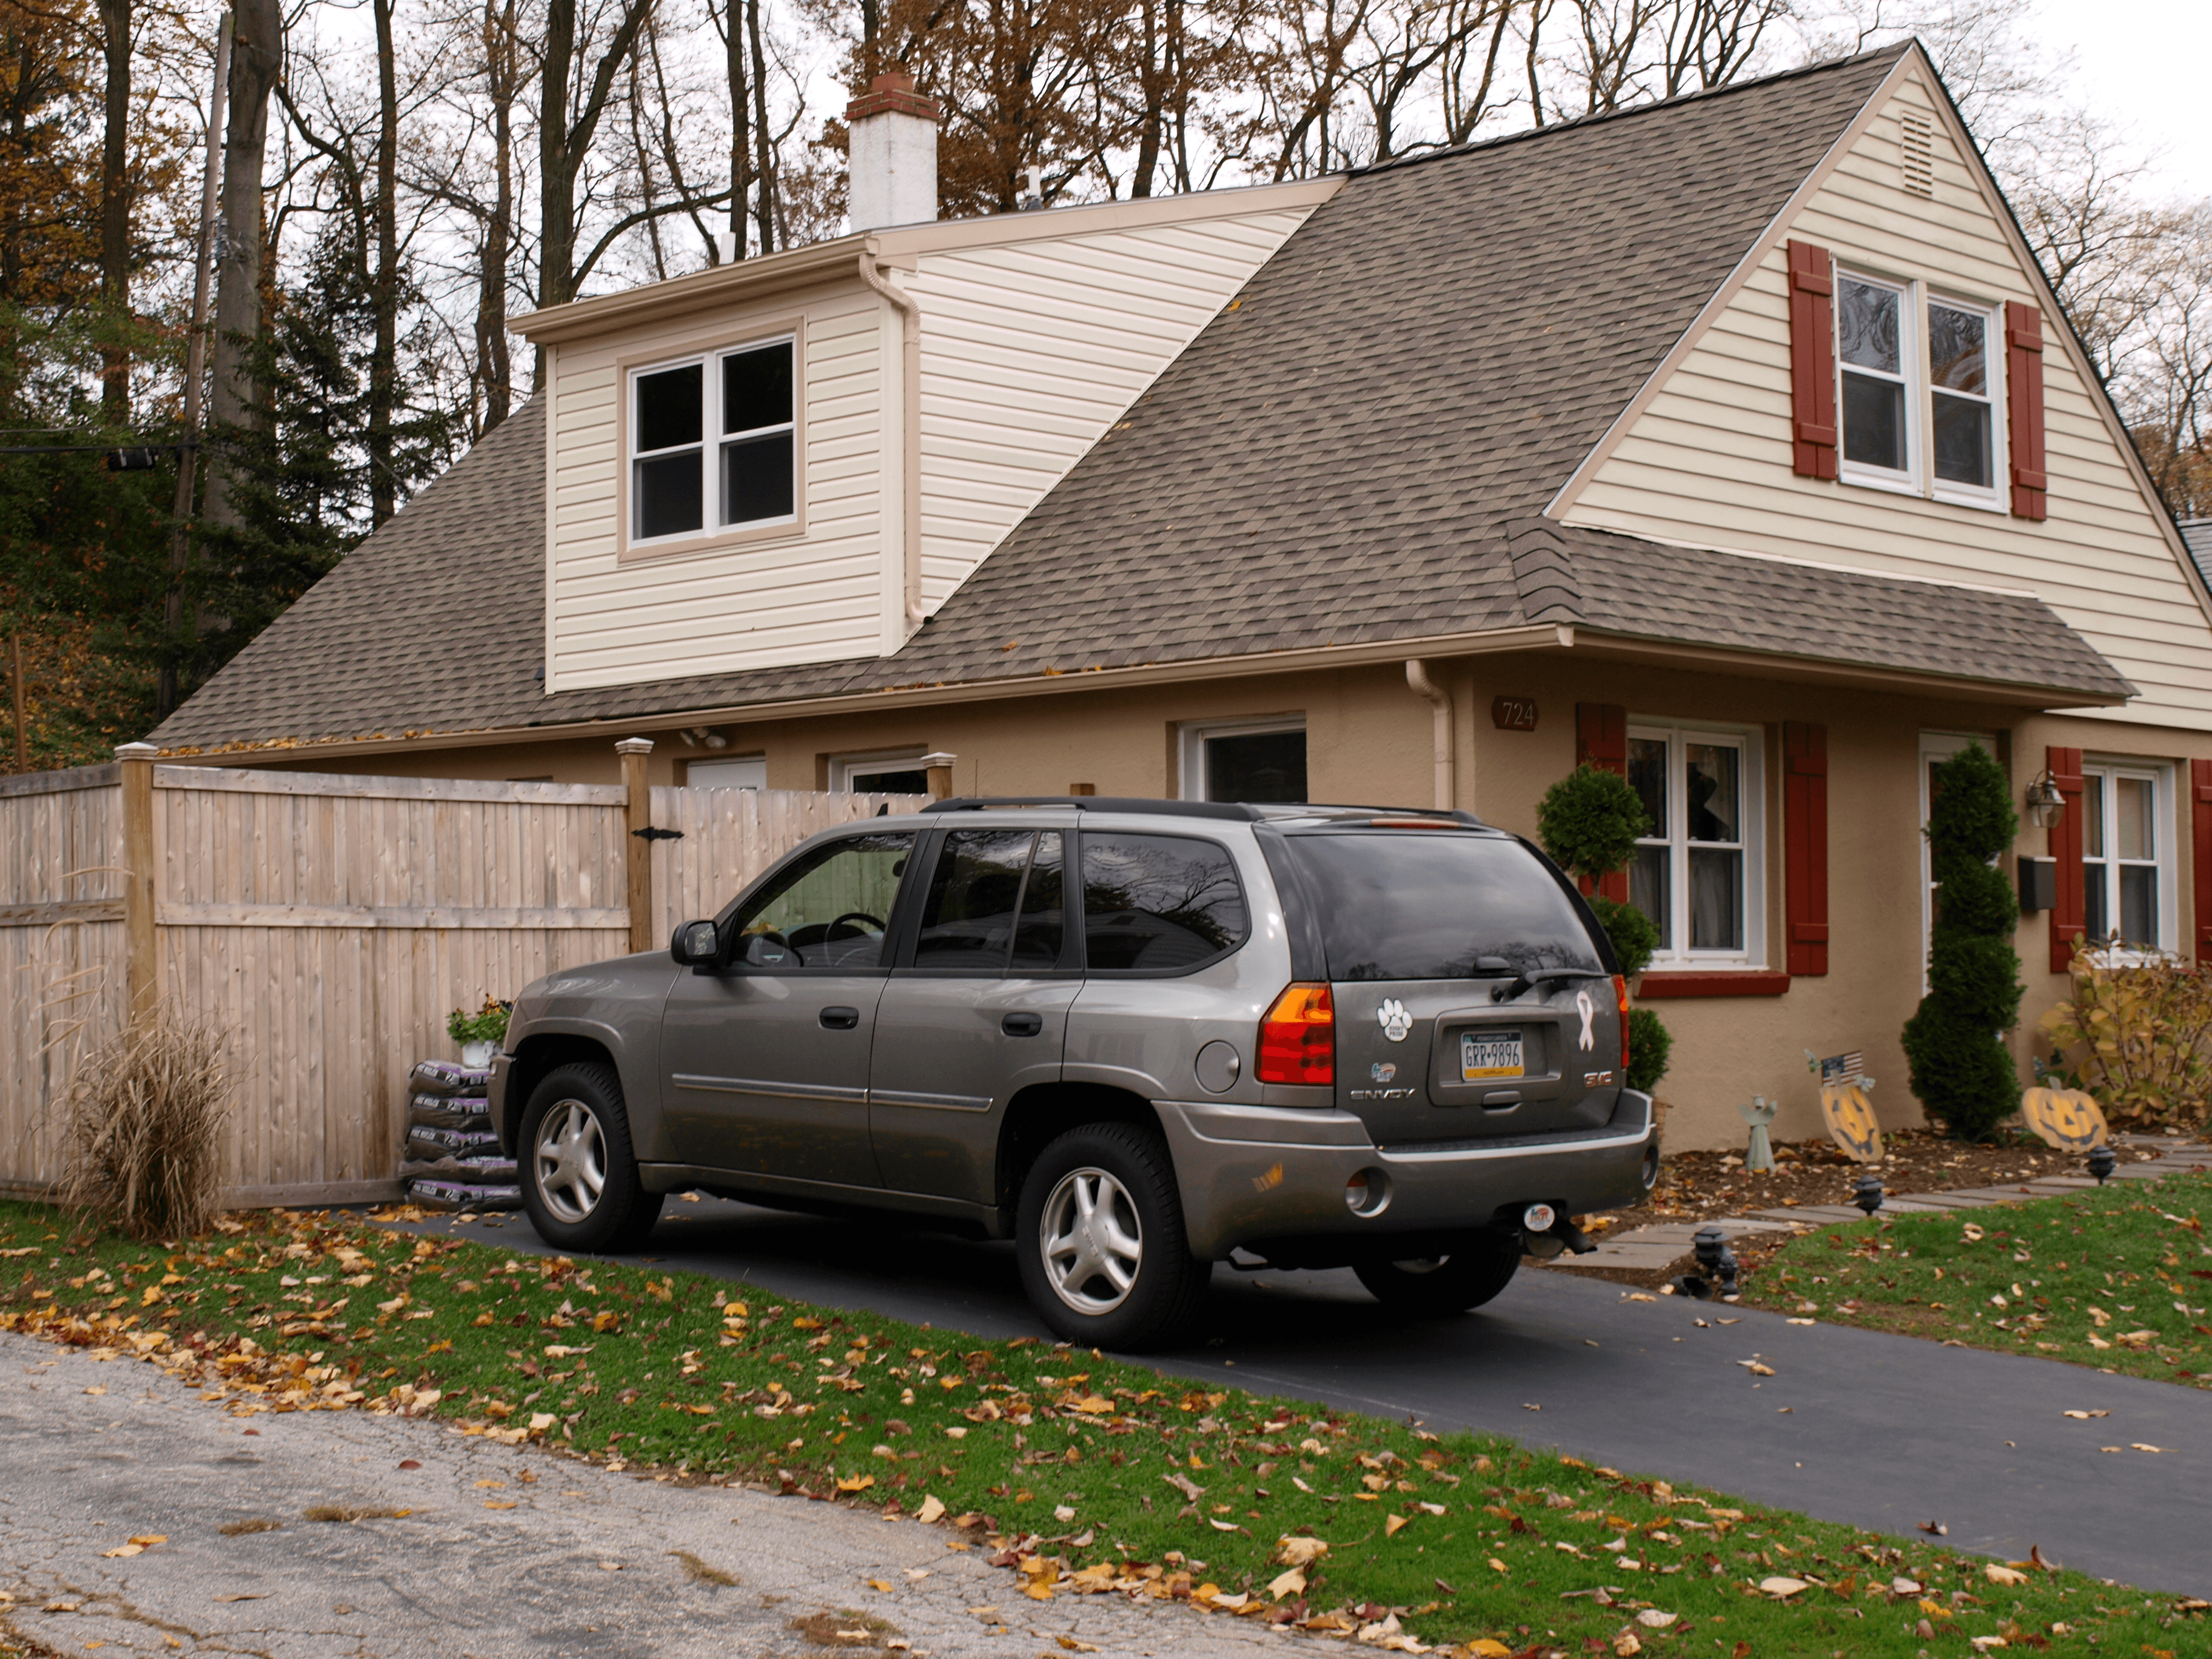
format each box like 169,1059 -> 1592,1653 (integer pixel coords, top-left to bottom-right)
1156,1091 -> 1659,1261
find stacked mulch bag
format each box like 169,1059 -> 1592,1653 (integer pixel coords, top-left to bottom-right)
400,1060 -> 523,1212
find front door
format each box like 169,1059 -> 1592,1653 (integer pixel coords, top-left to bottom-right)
659,830 -> 917,1188
870,828 -> 1077,1203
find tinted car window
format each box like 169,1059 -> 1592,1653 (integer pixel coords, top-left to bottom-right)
914,830 -> 1033,970
732,831 -> 913,970
1011,831 -> 1066,971
1285,832 -> 1603,982
1082,833 -> 1247,973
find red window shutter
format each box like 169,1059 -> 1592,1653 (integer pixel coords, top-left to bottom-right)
1786,240 -> 1838,480
2046,745 -> 2085,973
1575,703 -> 1630,903
2005,301 -> 2048,520
2193,759 -> 2212,963
1783,722 -> 1829,976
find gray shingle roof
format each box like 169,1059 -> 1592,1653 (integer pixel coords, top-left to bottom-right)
153,44 -> 2130,754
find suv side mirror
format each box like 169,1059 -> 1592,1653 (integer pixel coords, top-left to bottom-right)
670,919 -> 722,967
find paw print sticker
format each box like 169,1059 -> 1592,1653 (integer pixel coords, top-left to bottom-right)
1376,998 -> 1413,1042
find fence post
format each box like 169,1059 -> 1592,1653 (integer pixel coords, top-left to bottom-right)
618,737 -> 655,953
116,742 -> 159,1019
922,751 -> 957,801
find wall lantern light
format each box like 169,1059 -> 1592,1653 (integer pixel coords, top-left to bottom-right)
2024,771 -> 2066,831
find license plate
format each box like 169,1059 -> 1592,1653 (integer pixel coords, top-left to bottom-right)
1461,1030 -> 1524,1081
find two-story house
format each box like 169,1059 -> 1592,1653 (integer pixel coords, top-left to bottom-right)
153,44 -> 2212,1151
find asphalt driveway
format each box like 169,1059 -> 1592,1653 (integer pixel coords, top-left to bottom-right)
397,1196 -> 2212,1598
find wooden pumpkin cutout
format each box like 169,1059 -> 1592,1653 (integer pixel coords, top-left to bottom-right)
2021,1086 -> 2108,1150
1819,1084 -> 1885,1164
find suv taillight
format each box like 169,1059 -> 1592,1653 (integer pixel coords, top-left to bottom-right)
1258,982 -> 1335,1086
1614,973 -> 1631,1074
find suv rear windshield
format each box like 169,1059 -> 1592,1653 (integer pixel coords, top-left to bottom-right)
1284,832 -> 1603,982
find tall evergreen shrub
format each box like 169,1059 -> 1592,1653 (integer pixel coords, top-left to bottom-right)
1537,763 -> 1671,1092
1902,742 -> 2025,1139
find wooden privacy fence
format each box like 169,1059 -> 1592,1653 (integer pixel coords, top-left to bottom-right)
0,740 -> 924,1207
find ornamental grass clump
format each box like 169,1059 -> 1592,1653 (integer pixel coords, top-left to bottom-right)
1535,762 -> 1671,1093
1902,742 -> 2024,1141
59,1014 -> 232,1240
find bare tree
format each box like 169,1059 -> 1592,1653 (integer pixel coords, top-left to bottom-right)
202,0 -> 283,538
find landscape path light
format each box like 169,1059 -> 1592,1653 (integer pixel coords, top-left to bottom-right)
2087,1144 -> 2117,1184
1852,1174 -> 1886,1215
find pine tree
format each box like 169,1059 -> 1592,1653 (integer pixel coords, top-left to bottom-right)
1902,742 -> 2025,1140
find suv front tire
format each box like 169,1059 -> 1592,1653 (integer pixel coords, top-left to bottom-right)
1016,1121 -> 1208,1351
518,1062 -> 664,1253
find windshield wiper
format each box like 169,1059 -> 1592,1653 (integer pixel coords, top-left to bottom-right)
1489,966 -> 1607,1003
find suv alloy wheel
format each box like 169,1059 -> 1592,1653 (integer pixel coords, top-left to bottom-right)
518,1062 -> 664,1253
1016,1121 -> 1207,1350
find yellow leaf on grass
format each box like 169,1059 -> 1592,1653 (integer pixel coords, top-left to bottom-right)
1267,1569 -> 1307,1600
1384,1515 -> 1409,1537
1274,1538 -> 1329,1568
1487,1558 -> 1507,1574
1760,1577 -> 1809,1597
1469,1643 -> 1513,1657
1066,1394 -> 1114,1414
1986,1564 -> 2028,1586
915,1495 -> 946,1524
838,1475 -> 876,1492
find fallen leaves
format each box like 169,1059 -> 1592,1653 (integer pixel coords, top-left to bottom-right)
2062,1409 -> 2110,1419
1986,1564 -> 2028,1586
1758,1577 -> 1809,1597
1919,1521 -> 1948,1536
915,1494 -> 946,1524
101,1533 -> 166,1557
1735,1360 -> 1776,1376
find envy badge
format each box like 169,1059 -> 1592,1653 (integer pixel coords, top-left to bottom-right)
1370,1062 -> 1397,1084
1575,988 -> 1597,1053
1376,999 -> 1413,1042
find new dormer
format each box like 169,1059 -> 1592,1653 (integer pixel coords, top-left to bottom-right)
517,75 -> 1337,696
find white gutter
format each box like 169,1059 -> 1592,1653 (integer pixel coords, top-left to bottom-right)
1405,659 -> 1455,812
857,250 -> 927,632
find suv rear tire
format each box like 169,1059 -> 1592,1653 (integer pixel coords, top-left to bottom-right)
518,1062 -> 663,1254
1016,1121 -> 1208,1351
1355,1232 -> 1521,1315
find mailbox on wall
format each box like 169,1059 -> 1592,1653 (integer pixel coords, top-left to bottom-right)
2017,856 -> 2056,914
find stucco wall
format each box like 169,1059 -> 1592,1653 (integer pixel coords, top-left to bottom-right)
227,654 -> 2212,1157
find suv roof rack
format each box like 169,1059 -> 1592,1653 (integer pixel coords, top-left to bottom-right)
921,796 -> 1264,820
920,797 -> 1492,827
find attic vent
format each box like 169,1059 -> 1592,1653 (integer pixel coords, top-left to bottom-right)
1900,109 -> 1935,198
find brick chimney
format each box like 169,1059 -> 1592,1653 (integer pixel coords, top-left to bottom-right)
845,71 -> 940,233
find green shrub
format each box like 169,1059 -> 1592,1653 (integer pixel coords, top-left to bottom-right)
1588,895 -> 1658,979
1626,1007 -> 1672,1093
1902,742 -> 2023,1141
2039,953 -> 2212,1129
1536,764 -> 1650,883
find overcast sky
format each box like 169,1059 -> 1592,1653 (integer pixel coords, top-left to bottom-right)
2028,0 -> 2211,198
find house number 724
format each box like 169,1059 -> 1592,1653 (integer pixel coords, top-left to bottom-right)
1490,696 -> 1538,732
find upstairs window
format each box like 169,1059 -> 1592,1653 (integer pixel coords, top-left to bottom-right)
631,337 -> 797,548
1836,270 -> 2003,508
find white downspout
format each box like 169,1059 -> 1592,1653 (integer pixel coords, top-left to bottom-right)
857,251 -> 927,632
1406,659 -> 1455,813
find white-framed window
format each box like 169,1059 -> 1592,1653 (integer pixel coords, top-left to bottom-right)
2080,762 -> 2174,950
686,755 -> 766,790
1176,717 -> 1307,804
831,749 -> 928,794
1835,267 -> 2005,511
629,335 -> 796,547
1626,722 -> 1765,966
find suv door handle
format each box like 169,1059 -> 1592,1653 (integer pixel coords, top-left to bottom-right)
819,1005 -> 860,1030
1000,1011 -> 1044,1037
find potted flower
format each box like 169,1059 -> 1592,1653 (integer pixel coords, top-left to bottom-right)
447,996 -> 512,1068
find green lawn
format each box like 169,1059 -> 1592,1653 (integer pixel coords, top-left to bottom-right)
1,1199 -> 2204,1657
1741,1170 -> 2212,1390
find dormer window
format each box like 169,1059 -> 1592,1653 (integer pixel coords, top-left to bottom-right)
629,335 -> 797,549
1835,269 -> 2003,508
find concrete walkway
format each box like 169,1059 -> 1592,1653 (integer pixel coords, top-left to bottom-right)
0,1332 -> 1281,1659
1551,1134 -> 2212,1275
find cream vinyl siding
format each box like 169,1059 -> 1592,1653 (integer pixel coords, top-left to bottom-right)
906,207 -> 1316,609
1558,72 -> 2212,730
545,280 -> 886,693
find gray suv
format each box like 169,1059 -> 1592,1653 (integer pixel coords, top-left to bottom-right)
488,798 -> 1659,1348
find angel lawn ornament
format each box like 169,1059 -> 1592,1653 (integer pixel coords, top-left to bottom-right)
1737,1095 -> 1779,1173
